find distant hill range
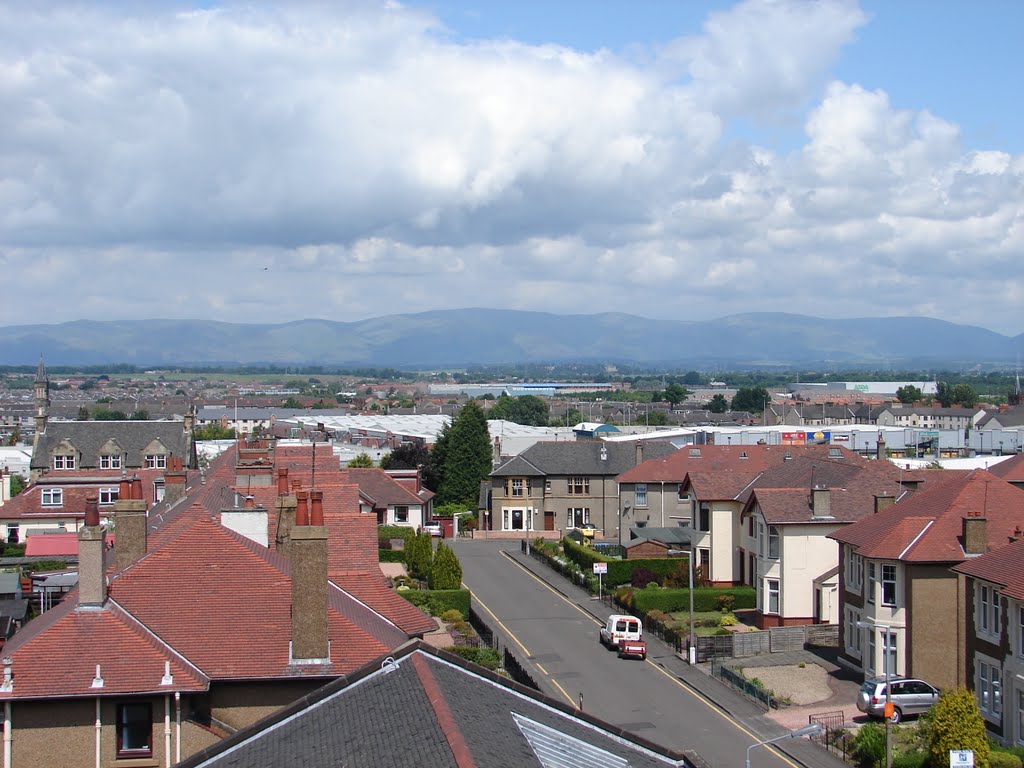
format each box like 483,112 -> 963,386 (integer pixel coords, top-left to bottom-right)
0,310 -> 1020,368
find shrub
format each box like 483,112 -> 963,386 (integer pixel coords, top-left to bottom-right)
852,721 -> 886,768
440,609 -> 464,623
719,613 -> 737,627
718,594 -> 736,613
927,688 -> 990,768
631,567 -> 661,588
892,752 -> 929,768
398,588 -> 471,618
378,549 -> 406,563
429,541 -> 463,590
447,646 -> 500,671
405,531 -> 433,581
990,754 -> 1022,768
378,525 -> 415,544
628,586 -> 756,613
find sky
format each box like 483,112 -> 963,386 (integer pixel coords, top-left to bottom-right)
1,0 -> 1022,335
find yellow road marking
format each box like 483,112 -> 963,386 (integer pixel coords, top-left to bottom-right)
498,549 -> 803,768
468,587 -> 577,707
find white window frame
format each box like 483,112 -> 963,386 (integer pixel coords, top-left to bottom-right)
52,454 -> 75,470
41,488 -> 63,507
568,508 -> 590,528
145,454 -> 167,469
867,630 -> 876,676
978,584 -> 1001,641
867,562 -> 876,605
977,657 -> 1002,718
1018,604 -> 1024,658
767,526 -> 780,560
766,578 -> 779,614
393,505 -> 409,524
568,477 -> 589,495
1017,689 -> 1024,746
635,484 -> 647,508
510,478 -> 524,497
881,564 -> 897,607
99,487 -> 119,506
100,454 -> 122,470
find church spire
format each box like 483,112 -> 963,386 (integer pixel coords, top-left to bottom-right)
33,355 -> 50,436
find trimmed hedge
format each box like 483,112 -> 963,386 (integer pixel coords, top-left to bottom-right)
400,588 -> 471,619
447,645 -> 500,671
561,536 -> 687,587
378,549 -> 406,563
624,586 -> 756,613
378,525 -> 415,545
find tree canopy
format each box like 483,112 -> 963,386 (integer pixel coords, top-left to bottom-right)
661,383 -> 690,407
436,402 -> 492,507
895,385 -> 923,404
347,453 -> 375,468
935,381 -> 979,408
381,443 -> 431,471
486,394 -> 549,426
708,394 -> 729,413
731,386 -> 770,413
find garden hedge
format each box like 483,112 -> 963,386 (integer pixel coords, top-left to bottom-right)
447,645 -> 500,671
400,588 -> 471,618
561,536 -> 688,587
625,586 -> 756,613
378,549 -> 406,563
378,525 -> 415,546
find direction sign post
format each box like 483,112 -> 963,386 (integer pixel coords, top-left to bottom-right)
950,751 -> 974,767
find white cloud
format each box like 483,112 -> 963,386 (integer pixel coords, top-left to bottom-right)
0,0 -> 1021,337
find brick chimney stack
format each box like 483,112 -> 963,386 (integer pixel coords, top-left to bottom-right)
78,495 -> 106,607
274,470 -> 297,554
811,485 -> 831,518
114,475 -> 149,571
963,510 -> 988,555
291,487 -> 329,663
874,494 -> 896,514
876,432 -> 886,460
164,455 -> 187,504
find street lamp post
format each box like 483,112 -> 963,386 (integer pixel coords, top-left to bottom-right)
859,620 -> 895,768
745,723 -> 823,768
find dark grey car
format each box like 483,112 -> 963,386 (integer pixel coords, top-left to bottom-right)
856,676 -> 939,723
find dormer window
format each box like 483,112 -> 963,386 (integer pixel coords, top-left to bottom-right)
829,447 -> 842,458
688,448 -> 701,458
145,454 -> 167,469
739,451 -> 748,459
100,454 -> 122,470
41,488 -> 63,507
52,454 -> 75,470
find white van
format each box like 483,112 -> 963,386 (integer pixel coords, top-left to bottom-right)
599,615 -> 646,659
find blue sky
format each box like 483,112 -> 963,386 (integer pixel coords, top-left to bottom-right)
1,0 -> 1022,336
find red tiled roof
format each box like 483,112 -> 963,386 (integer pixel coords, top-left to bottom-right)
830,470 -> 1024,563
111,518 -> 408,679
0,599 -> 208,700
617,444 -> 868,483
339,468 -> 425,508
989,453 -> 1024,483
952,537 -> 1024,600
24,533 -> 81,557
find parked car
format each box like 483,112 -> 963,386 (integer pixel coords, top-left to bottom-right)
422,523 -> 444,538
599,615 -> 646,660
856,676 -> 939,723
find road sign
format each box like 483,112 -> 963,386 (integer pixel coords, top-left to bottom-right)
593,562 -> 608,575
950,750 -> 974,767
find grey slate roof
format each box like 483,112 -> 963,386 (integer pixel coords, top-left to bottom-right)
493,441 -> 677,478
178,641 -> 699,768
32,420 -> 194,470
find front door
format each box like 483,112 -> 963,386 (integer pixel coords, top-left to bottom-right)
511,509 -> 524,530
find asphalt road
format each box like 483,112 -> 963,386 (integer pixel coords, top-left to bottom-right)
453,538 -> 822,768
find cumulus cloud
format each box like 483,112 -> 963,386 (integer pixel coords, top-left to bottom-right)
0,0 -> 1021,335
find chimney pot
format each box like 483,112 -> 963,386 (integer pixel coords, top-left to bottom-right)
85,495 -> 99,528
295,490 -> 310,526
244,495 -> 255,509
309,490 -> 324,526
277,468 -> 289,496
131,477 -> 144,500
119,478 -> 132,499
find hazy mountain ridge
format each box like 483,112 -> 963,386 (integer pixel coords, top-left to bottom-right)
0,310 -> 1019,367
